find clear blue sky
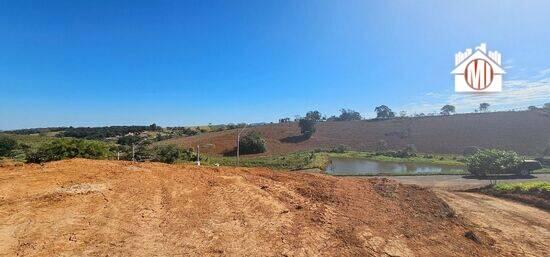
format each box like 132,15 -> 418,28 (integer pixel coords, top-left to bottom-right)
1,0 -> 549,130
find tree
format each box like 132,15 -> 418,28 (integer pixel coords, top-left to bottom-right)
278,118 -> 291,123
0,135 -> 17,156
305,110 -> 322,121
465,149 -> 523,176
337,109 -> 362,121
239,132 -> 267,154
440,105 -> 456,115
298,118 -> 316,138
479,103 -> 490,112
544,103 -> 550,111
374,105 -> 395,119
149,123 -> 161,131
528,106 -> 538,111
399,111 -> 407,118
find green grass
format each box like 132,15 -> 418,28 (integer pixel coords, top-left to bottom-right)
203,151 -> 324,170
199,150 -> 465,172
493,181 -> 550,192
321,151 -> 465,166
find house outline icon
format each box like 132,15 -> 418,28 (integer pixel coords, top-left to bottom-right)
451,43 -> 505,92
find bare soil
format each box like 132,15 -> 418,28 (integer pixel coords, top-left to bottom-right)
437,191 -> 550,257
157,111 -> 550,156
0,159 -> 500,256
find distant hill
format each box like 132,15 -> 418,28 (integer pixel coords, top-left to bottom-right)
156,111 -> 550,156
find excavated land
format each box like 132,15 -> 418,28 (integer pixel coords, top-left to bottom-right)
0,159 -> 514,256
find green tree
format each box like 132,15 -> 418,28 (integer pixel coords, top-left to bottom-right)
0,135 -> 17,156
305,110 -> 322,121
479,103 -> 490,112
374,105 -> 395,119
298,118 -> 316,138
440,105 -> 456,115
239,132 -> 267,154
337,109 -> 362,121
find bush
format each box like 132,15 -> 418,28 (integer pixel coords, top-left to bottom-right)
0,135 -> 18,156
375,145 -> 417,158
466,149 -> 523,176
153,145 -> 181,164
26,138 -> 111,163
239,132 -> 267,154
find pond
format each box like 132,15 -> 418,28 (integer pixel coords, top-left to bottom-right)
325,158 -> 465,176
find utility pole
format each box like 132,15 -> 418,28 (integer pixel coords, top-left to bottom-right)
236,124 -> 248,166
196,145 -> 200,166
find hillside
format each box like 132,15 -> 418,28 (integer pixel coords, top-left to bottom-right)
157,111 -> 550,156
0,159 -> 497,256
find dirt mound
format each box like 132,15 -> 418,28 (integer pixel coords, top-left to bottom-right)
0,159 -> 500,256
157,111 -> 550,156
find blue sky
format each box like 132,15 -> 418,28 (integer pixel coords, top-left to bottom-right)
1,0 -> 549,130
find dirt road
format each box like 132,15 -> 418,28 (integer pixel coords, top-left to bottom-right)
437,191 -> 549,257
375,174 -> 550,257
383,174 -> 550,190
0,159 -> 496,256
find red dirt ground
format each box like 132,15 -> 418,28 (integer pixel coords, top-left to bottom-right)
0,159 -> 500,256
157,111 -> 550,156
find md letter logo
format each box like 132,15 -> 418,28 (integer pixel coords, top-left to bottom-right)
451,43 -> 505,92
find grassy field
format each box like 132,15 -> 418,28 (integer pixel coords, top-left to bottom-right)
203,151 -> 326,170
322,151 -> 465,166
200,150 -> 465,171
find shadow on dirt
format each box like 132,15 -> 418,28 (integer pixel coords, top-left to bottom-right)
280,134 -> 310,143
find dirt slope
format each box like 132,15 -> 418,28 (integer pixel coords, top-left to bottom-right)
437,191 -> 550,257
0,159 -> 498,256
157,111 -> 550,156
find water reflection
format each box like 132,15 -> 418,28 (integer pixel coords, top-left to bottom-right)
326,158 -> 465,175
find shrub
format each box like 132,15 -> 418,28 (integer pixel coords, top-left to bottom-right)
153,145 -> 181,164
239,132 -> 267,154
0,135 -> 17,156
375,146 -> 417,158
466,149 -> 523,176
329,144 -> 349,153
26,138 -> 111,163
